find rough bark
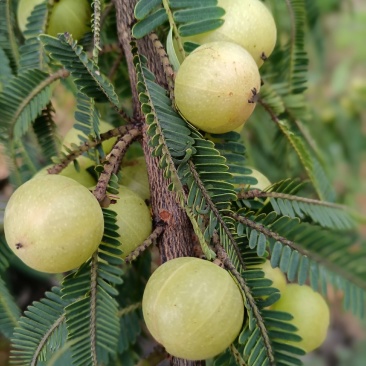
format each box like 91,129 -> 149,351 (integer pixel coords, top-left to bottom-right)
113,1 -> 204,365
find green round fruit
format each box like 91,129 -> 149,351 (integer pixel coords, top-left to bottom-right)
120,156 -> 150,201
35,156 -> 96,188
47,0 -> 91,40
271,284 -> 330,353
175,41 -> 260,134
109,186 -> 152,258
62,120 -> 117,154
4,175 -> 104,273
249,260 -> 287,296
142,257 -> 244,360
17,0 -> 44,33
185,0 -> 277,67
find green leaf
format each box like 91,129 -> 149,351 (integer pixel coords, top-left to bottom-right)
39,34 -> 119,106
0,69 -> 52,142
132,8 -> 168,39
10,287 -> 68,366
134,0 -> 162,20
0,276 -> 20,339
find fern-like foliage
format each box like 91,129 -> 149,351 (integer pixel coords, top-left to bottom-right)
0,237 -> 20,340
0,69 -> 53,142
255,0 -> 336,202
240,179 -> 355,230
235,209 -> 366,318
0,46 -> 12,86
32,103 -> 60,163
132,0 -> 224,39
134,42 -> 305,366
0,0 -> 19,71
62,208 -> 123,366
18,0 -> 49,72
276,120 -> 335,202
269,195 -> 354,230
10,287 -> 69,366
0,276 -> 21,339
39,33 -> 119,107
60,92 -> 101,154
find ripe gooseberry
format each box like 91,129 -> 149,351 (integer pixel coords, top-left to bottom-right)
184,0 -> 277,67
4,175 -> 104,273
108,186 -> 152,258
271,284 -> 330,353
175,41 -> 261,134
142,257 -> 244,360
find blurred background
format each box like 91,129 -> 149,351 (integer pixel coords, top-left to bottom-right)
0,0 -> 365,365
300,0 -> 366,365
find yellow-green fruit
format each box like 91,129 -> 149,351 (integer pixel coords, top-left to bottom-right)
248,168 -> 271,190
249,260 -> 287,296
120,156 -> 150,201
175,41 -> 260,134
62,120 -> 116,154
35,156 -> 96,188
17,0 -> 44,33
271,284 -> 330,353
142,257 -> 244,360
185,0 -> 277,67
4,175 -> 104,273
109,186 -> 152,258
47,0 -> 91,40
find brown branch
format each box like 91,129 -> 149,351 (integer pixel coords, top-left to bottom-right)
238,189 -> 347,210
124,224 -> 166,263
93,127 -> 142,203
47,124 -> 139,175
113,1 -> 201,365
148,33 -> 175,99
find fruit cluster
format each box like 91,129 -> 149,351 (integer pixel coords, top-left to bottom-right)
142,258 -> 330,360
250,261 -> 330,354
4,122 -> 152,273
174,0 -> 277,134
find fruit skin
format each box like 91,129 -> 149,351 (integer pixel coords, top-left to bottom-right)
35,155 -> 96,188
271,284 -> 330,353
120,156 -> 150,201
18,0 -> 91,40
142,257 -> 244,360
47,0 -> 91,40
4,175 -> 104,273
175,41 -> 260,134
249,260 -> 287,296
108,186 -> 152,258
62,120 -> 117,154
185,0 -> 277,67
